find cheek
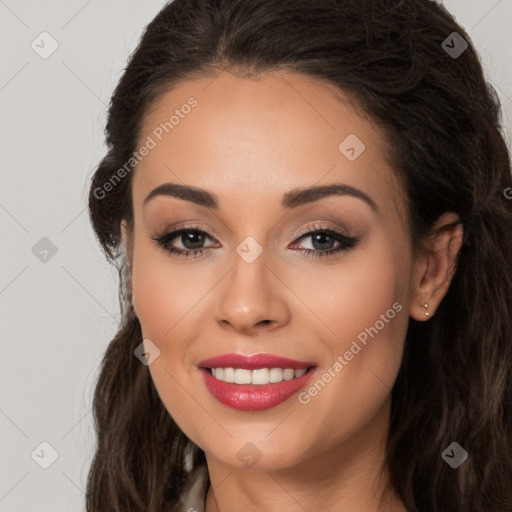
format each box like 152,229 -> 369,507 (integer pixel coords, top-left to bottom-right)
281,240 -> 410,357
290,247 -> 411,447
130,241 -> 210,436
131,237 -> 205,342
327,246 -> 410,381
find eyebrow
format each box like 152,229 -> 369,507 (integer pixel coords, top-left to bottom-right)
143,182 -> 378,212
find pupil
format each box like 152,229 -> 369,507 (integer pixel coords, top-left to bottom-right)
182,232 -> 204,249
312,233 -> 334,251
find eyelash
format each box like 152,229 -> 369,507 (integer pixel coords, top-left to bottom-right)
151,223 -> 359,259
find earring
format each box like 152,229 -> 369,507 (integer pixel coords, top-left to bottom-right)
423,303 -> 431,317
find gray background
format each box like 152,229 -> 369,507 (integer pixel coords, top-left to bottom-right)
0,1 -> 511,510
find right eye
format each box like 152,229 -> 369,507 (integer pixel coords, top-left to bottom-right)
152,227 -> 219,258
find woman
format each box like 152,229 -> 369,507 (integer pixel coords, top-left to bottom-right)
86,1 -> 512,511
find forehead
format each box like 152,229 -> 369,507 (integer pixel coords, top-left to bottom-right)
132,70 -> 405,218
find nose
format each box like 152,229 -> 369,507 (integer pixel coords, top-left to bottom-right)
213,252 -> 290,335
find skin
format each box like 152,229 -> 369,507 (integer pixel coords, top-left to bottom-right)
121,69 -> 463,512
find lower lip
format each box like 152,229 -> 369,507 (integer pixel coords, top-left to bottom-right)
199,367 -> 317,411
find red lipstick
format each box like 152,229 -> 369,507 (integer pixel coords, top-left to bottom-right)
198,353 -> 315,370
197,353 -> 317,411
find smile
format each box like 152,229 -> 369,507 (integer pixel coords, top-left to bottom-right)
197,353 -> 317,411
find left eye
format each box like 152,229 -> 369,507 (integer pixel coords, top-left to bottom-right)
294,230 -> 340,251
290,228 -> 359,257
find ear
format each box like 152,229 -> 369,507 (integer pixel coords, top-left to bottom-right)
409,212 -> 463,321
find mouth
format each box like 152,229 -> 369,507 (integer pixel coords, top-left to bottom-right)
197,353 -> 318,411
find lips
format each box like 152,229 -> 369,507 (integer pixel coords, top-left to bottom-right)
197,353 -> 318,411
197,353 -> 315,370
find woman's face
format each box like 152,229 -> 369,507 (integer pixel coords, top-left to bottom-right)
127,70 -> 415,470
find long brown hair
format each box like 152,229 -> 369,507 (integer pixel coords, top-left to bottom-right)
86,1 -> 512,510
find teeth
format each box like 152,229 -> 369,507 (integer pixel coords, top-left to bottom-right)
210,367 -> 308,385
234,368 -> 252,384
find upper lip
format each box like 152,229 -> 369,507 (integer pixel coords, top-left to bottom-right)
197,353 -> 316,370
